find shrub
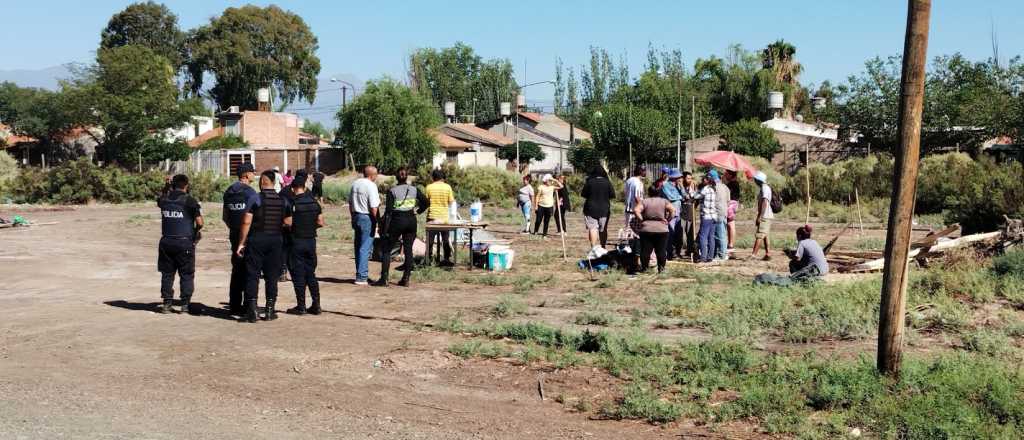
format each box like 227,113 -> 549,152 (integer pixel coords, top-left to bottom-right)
993,249 -> 1024,278
438,164 -> 520,206
186,171 -> 233,202
944,157 -> 1024,233
781,155 -> 894,205
6,166 -> 49,203
916,153 -> 975,213
721,118 -> 781,159
0,151 -> 17,187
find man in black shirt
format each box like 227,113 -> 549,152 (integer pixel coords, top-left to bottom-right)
222,163 -> 258,315
285,174 -> 325,315
235,170 -> 293,323
157,174 -> 204,314
580,166 -> 615,250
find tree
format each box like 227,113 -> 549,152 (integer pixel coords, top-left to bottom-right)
100,2 -> 186,71
188,5 -> 321,110
408,42 -> 518,123
336,78 -> 440,172
497,140 -> 546,167
0,82 -> 79,148
73,45 -> 189,164
301,120 -> 330,140
585,103 -> 674,170
198,134 -> 248,150
720,118 -> 781,159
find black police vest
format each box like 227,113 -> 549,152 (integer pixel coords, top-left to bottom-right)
291,194 -> 320,239
252,191 -> 285,235
160,192 -> 194,239
222,184 -> 251,231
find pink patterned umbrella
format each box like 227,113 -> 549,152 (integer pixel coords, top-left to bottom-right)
694,151 -> 757,178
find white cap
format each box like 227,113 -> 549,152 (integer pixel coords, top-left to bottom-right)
754,171 -> 767,183
542,173 -> 554,182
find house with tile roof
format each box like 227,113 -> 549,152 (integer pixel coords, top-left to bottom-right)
478,112 -> 590,173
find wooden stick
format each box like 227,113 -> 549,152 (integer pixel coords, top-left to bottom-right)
822,224 -> 851,255
855,187 -> 865,237
554,189 -> 568,262
805,143 -> 811,224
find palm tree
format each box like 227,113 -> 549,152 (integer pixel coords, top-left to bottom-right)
761,40 -> 804,117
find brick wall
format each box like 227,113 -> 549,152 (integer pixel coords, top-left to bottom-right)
241,111 -> 299,147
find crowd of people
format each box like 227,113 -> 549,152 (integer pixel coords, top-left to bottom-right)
154,163 -> 826,322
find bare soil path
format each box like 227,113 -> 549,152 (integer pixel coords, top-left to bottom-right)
0,204 -> 723,439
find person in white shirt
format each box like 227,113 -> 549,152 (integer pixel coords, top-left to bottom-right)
348,166 -> 381,285
751,171 -> 774,261
623,165 -> 646,230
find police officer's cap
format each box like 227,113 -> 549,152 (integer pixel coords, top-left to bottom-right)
236,163 -> 255,177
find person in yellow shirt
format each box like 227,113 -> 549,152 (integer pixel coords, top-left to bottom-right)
532,174 -> 563,237
425,169 -> 455,266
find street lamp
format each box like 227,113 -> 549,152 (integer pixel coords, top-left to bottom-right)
509,80 -> 554,172
330,78 -> 356,110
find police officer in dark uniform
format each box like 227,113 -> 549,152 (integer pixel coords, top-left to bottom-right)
285,173 -> 325,315
158,174 -> 204,314
222,163 -> 259,315
374,167 -> 427,287
235,170 -> 292,323
277,169 -> 308,283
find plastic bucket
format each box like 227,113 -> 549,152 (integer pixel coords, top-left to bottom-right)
488,248 -> 515,271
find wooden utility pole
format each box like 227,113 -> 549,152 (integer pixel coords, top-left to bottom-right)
877,0 -> 931,376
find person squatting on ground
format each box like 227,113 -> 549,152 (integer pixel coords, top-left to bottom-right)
789,225 -> 829,280
695,173 -> 718,263
581,165 -> 614,253
375,167 -> 428,287
285,174 -> 325,315
425,169 -> 455,266
517,175 -> 534,234
349,166 -> 381,284
633,185 -> 676,274
712,170 -> 731,261
157,174 -> 204,314
235,170 -> 293,322
750,171 -> 775,261
222,163 -> 258,315
532,174 -> 562,237
661,169 -> 685,260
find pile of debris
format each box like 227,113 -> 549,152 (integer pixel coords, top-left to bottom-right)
833,217 -> 1024,273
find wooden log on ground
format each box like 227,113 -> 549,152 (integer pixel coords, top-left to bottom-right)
844,231 -> 1001,273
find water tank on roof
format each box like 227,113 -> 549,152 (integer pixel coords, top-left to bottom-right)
768,92 -> 784,110
500,102 -> 511,117
516,94 -> 526,108
258,88 -> 270,103
444,101 -> 456,117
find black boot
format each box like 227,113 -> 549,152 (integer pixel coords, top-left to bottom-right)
397,275 -> 410,287
160,299 -> 173,314
371,278 -> 388,287
180,298 -> 191,315
307,292 -> 321,315
264,299 -> 278,321
241,300 -> 258,323
287,294 -> 307,315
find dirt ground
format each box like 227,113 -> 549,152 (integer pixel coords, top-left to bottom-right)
0,203 -> 902,439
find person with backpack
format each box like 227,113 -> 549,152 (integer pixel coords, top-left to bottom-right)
750,171 -> 776,261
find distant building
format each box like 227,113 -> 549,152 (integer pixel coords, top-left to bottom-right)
0,123 -> 102,166
191,109 -> 341,174
433,123 -> 513,169
165,116 -> 214,144
478,112 -> 590,173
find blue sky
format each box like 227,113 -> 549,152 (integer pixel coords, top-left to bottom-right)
2,0 -> 1022,124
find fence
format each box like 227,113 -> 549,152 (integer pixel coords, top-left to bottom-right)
163,150 -> 232,175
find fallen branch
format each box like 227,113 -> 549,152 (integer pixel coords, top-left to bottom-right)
844,231 -> 1002,272
403,401 -> 468,413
